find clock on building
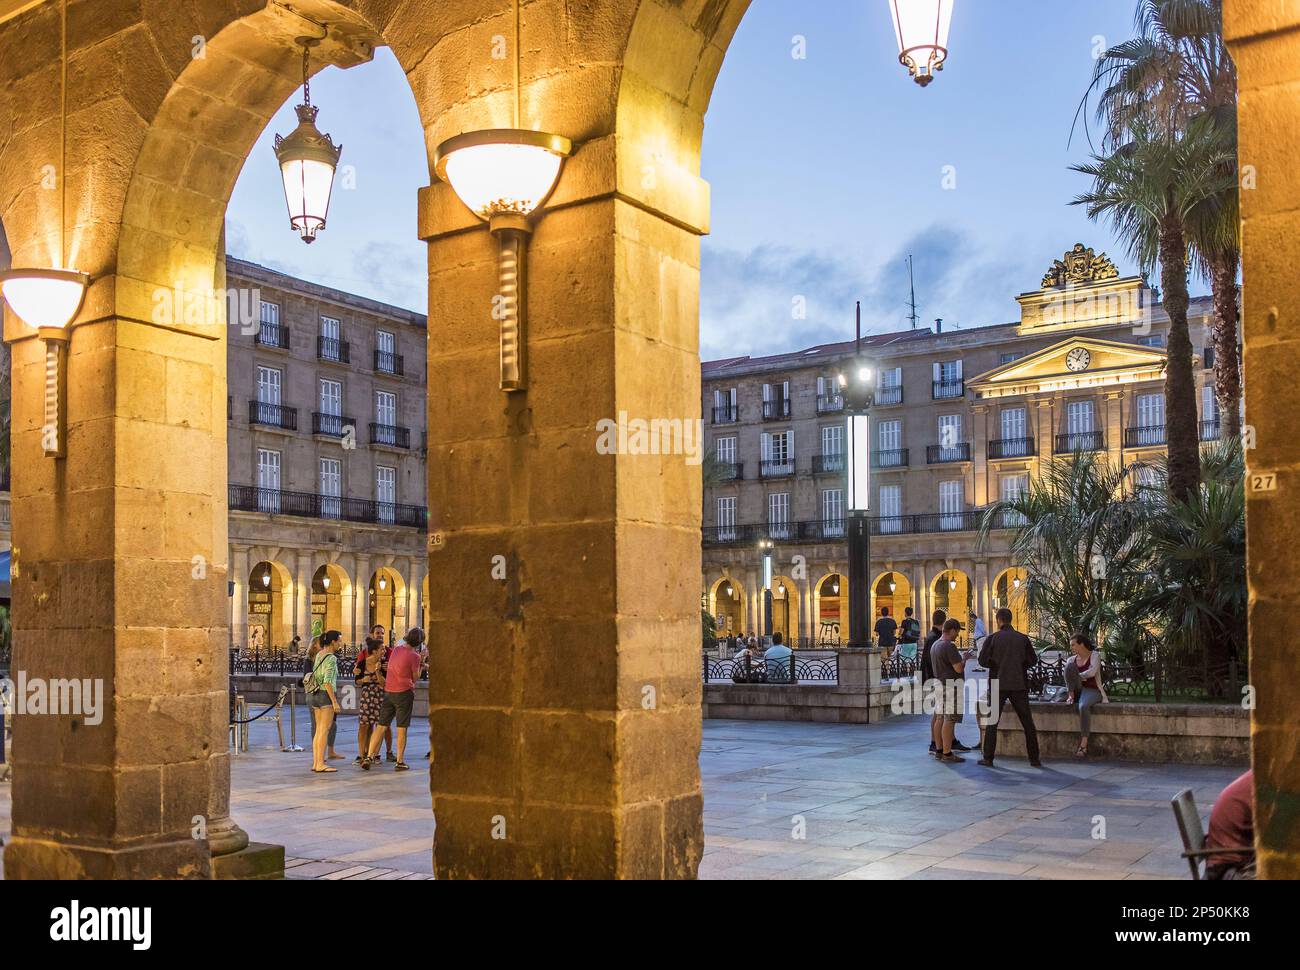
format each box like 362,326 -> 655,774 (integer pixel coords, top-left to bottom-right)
1066,347 -> 1092,372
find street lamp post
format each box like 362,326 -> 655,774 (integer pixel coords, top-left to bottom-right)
842,302 -> 876,651
759,540 -> 774,640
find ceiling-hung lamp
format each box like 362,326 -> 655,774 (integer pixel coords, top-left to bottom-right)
433,0 -> 572,392
888,0 -> 954,87
322,574 -> 331,590
1013,576 -> 1022,590
949,577 -> 958,591
378,576 -> 387,591
889,580 -> 897,593
274,33 -> 342,244
0,0 -> 89,459
262,570 -> 272,588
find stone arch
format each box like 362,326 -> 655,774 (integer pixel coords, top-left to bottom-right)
709,574 -> 745,634
931,568 -> 973,640
368,564 -> 407,637
813,571 -> 847,645
991,566 -> 1030,635
872,569 -> 911,624
312,561 -> 352,641
769,573 -> 800,644
248,558 -> 294,651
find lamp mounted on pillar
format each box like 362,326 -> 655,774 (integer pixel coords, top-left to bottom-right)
888,0 -> 954,87
433,0 -> 572,392
0,0 -> 89,459
274,30 -> 342,244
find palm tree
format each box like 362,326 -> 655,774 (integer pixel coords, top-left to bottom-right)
1087,0 -> 1242,437
1071,116 -> 1233,500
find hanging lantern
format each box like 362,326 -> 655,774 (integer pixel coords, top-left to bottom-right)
889,581 -> 897,593
378,576 -> 387,591
275,37 -> 342,244
1013,576 -> 1022,590
949,577 -> 958,591
262,570 -> 272,588
322,574 -> 331,590
888,0 -> 954,87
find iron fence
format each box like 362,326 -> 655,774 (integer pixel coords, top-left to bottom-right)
230,647 -> 429,682
703,652 -> 837,685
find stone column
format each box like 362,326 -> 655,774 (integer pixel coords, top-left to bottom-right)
420,134 -> 705,878
1226,0 -> 1300,878
1105,389 -> 1126,465
971,403 -> 990,507
231,544 -> 250,650
294,550 -> 312,644
974,560 -> 990,628
354,554 -> 371,639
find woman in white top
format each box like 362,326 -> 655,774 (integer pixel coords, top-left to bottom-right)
1066,632 -> 1108,759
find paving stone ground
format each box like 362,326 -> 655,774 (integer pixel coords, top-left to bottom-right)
0,708 -> 1238,880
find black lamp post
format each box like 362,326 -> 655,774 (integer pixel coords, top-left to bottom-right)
842,302 -> 876,651
759,539 -> 775,639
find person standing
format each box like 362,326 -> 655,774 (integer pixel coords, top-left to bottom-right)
921,611 -> 969,752
362,628 -> 425,772
1065,631 -> 1108,759
369,624 -> 397,762
874,606 -> 898,654
308,630 -> 342,773
929,619 -> 967,763
977,607 -> 1042,768
969,611 -> 988,653
899,607 -> 922,659
353,635 -> 386,766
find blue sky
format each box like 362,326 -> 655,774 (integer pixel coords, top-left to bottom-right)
227,0 -> 1152,360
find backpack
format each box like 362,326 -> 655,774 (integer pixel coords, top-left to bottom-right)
901,617 -> 921,642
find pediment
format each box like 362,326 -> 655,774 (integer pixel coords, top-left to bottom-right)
968,337 -> 1168,399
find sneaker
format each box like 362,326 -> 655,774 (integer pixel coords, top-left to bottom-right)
386,752 -> 398,762
977,758 -> 995,767
394,762 -> 410,772
360,757 -> 372,771
952,740 -> 972,752
353,756 -> 364,766
928,741 -> 937,752
941,752 -> 965,763
932,749 -> 944,760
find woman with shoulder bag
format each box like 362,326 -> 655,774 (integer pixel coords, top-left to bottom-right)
309,631 -> 343,772
353,636 -> 386,766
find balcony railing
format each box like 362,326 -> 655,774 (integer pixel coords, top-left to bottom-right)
813,454 -> 845,474
312,412 -> 355,438
873,448 -> 909,469
229,484 -> 427,529
913,510 -> 986,534
370,423 -> 411,449
317,336 -> 350,364
1055,431 -> 1104,453
800,519 -> 847,541
374,350 -> 405,376
932,379 -> 964,400
1200,420 -> 1222,442
255,323 -> 290,350
759,459 -> 795,479
714,462 -> 743,482
875,386 -> 904,407
816,394 -> 844,414
701,510 -> 1016,546
248,400 -> 297,431
989,437 -> 1035,460
1125,425 -> 1166,448
762,399 -> 791,421
927,442 -> 971,464
712,405 -> 738,425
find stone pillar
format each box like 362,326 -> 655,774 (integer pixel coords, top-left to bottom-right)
231,544 -> 250,650
1225,0 -> 1300,879
974,560 -> 990,628
1105,389 -> 1126,464
354,554 -> 371,639
972,403 -> 990,507
294,550 -> 312,644
420,135 -> 705,878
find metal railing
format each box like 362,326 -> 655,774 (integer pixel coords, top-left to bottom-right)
312,412 -> 355,438
231,647 -> 429,682
762,399 -> 791,420
932,379 -> 964,400
370,423 -> 411,449
714,462 -> 743,481
256,323 -> 291,350
759,460 -> 795,479
375,349 -> 405,376
1125,425 -> 1166,448
927,442 -> 971,464
702,510 -> 1017,546
816,394 -> 844,413
1055,431 -> 1104,453
989,437 -> 1035,459
1200,420 -> 1222,442
317,336 -> 350,363
873,448 -> 909,469
1026,653 -> 1244,704
703,652 -> 838,685
249,400 -> 297,431
875,386 -> 904,407
712,405 -> 739,425
229,484 -> 427,528
813,454 -> 845,474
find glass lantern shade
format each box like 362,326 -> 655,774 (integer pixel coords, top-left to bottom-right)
275,104 -> 342,244
0,268 -> 89,330
888,0 -> 954,86
435,130 -> 573,222
846,414 -> 872,512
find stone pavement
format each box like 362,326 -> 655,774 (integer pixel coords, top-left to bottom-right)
0,709 -> 1238,879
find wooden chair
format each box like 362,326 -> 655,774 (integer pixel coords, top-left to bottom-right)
1171,788 -> 1254,880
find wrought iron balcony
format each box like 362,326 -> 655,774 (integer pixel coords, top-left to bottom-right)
255,323 -> 290,350
875,386 -> 904,407
317,336 -> 350,364
989,437 -> 1035,460
248,400 -> 297,431
1125,425 -> 1166,448
762,399 -> 791,421
702,525 -> 758,546
912,510 -> 986,534
370,423 -> 411,449
759,460 -> 795,479
312,412 -> 356,438
813,454 -> 845,474
229,484 -> 426,529
712,405 -> 739,425
816,394 -> 845,414
1055,431 -> 1104,453
927,442 -> 971,464
872,448 -> 909,469
932,379 -> 964,400
374,350 -> 405,376
799,519 -> 847,541
714,462 -> 743,482
1200,420 -> 1222,442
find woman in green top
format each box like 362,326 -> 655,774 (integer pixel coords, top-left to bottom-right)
310,631 -> 343,772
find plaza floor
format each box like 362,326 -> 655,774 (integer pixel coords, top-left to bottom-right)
0,711 -> 1238,880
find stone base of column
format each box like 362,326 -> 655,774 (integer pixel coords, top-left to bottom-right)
3,835 -> 212,880
211,842 -> 285,880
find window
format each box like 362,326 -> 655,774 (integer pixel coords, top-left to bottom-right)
715,436 -> 737,465
1000,351 -> 1025,365
817,376 -> 844,411
821,489 -> 844,536
939,480 -> 964,530
767,492 -> 790,539
376,330 -> 395,356
1137,333 -> 1166,347
376,390 -> 397,425
1067,400 -> 1095,434
762,380 -> 791,418
260,301 -> 280,326
320,458 -> 341,518
761,430 -> 793,475
938,413 -> 963,448
879,484 -> 903,534
1000,474 -> 1028,526
881,367 -> 902,389
256,448 -> 281,513
256,366 -> 282,405
1000,406 -> 1026,441
1204,345 -> 1216,369
319,379 -> 342,416
376,465 -> 396,524
717,496 -> 737,540
320,315 -> 340,340
1136,392 -> 1165,429
822,424 -> 843,456
713,387 -> 738,423
933,359 -> 964,398
878,419 -> 902,452
938,360 -> 962,383
1202,384 -> 1220,421
376,329 -> 399,374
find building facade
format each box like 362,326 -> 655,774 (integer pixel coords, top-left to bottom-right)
224,257 -> 428,651
702,244 -> 1224,647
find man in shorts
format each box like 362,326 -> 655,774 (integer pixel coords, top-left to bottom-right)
362,627 -> 424,772
929,619 -> 967,763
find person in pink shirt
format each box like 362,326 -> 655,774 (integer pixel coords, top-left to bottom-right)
361,628 -> 424,771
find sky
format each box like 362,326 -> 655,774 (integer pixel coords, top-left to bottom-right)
226,0 -> 1154,361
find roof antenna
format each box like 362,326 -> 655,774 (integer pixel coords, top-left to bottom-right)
907,255 -> 920,331
855,300 -> 862,355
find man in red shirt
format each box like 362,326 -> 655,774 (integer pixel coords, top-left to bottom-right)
362,628 -> 424,771
1204,770 -> 1255,879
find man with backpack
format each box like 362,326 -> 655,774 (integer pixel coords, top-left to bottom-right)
899,607 -> 922,655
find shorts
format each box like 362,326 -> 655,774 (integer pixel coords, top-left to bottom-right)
309,687 -> 335,709
935,680 -> 963,721
377,689 -> 415,729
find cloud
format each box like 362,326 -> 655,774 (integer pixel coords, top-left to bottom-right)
700,226 -> 1044,360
